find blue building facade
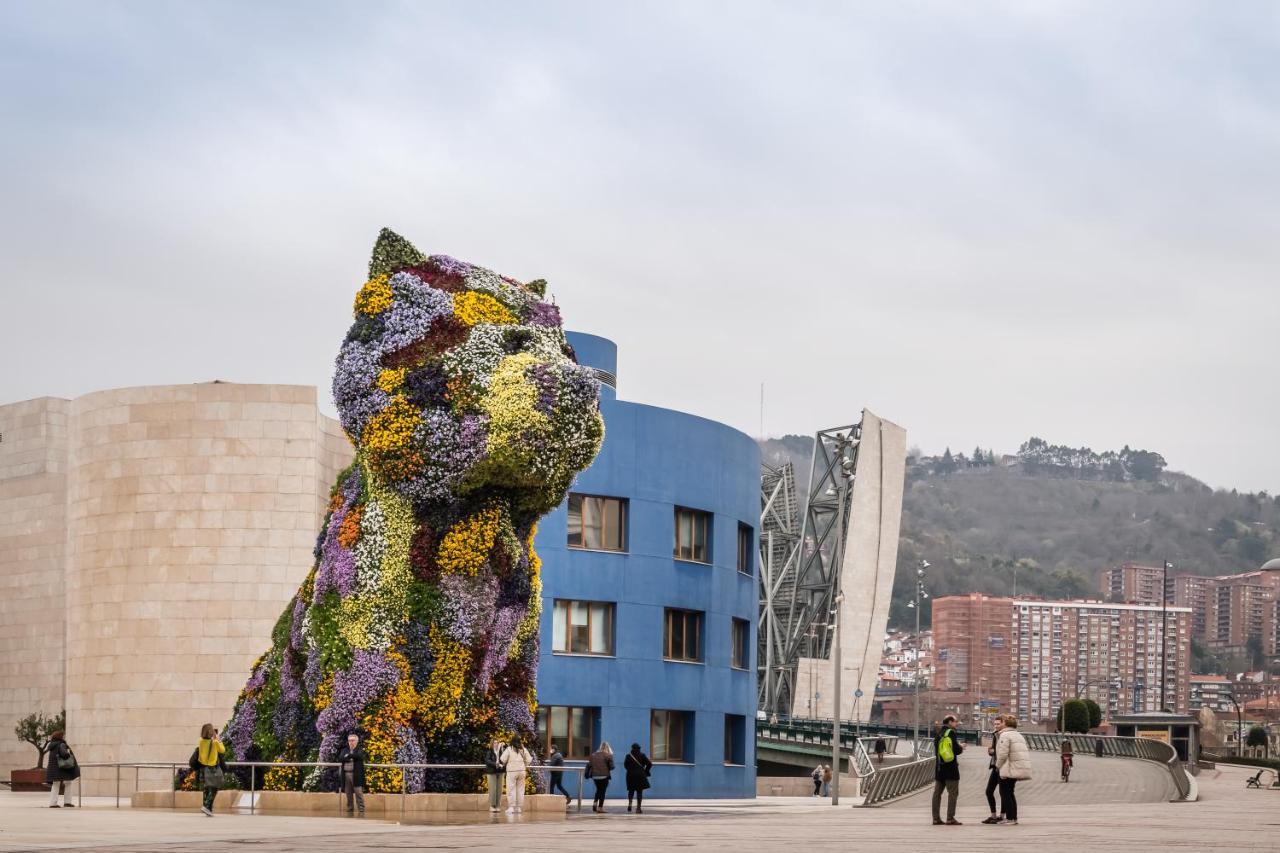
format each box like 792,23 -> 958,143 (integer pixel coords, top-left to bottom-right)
533,333 -> 760,798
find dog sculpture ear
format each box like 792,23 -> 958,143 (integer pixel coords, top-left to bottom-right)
369,228 -> 428,277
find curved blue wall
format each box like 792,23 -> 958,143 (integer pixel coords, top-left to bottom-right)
534,332 -> 760,798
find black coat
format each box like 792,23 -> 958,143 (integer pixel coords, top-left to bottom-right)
337,746 -> 367,789
483,746 -> 505,775
624,750 -> 652,791
547,750 -> 565,779
933,727 -> 963,781
46,740 -> 80,783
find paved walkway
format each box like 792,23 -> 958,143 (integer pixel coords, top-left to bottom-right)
883,745 -> 1177,809
2,762 -> 1274,852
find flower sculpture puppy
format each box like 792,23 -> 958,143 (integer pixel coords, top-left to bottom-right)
224,230 -> 604,793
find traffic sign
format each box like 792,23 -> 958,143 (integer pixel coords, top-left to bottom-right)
854,689 -> 864,698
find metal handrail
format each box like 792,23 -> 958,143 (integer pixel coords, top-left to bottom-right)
74,760 -> 590,813
860,755 -> 935,806
757,723 -> 901,756
1020,733 -> 1196,801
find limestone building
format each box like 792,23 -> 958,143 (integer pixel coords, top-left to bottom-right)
0,384 -> 352,787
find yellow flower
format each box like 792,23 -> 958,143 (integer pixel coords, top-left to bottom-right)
436,504 -> 502,576
264,760 -> 301,791
313,673 -> 334,711
453,291 -> 517,327
362,397 -> 422,480
354,274 -> 393,315
417,626 -> 470,738
376,367 -> 407,393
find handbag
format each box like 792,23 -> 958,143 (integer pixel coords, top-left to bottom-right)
56,745 -> 76,770
202,766 -> 226,789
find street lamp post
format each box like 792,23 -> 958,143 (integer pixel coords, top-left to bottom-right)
907,560 -> 929,750
831,594 -> 844,805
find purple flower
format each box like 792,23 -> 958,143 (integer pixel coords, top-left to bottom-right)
476,606 -> 523,693
381,274 -> 452,352
395,726 -> 427,793
428,254 -> 472,277
496,693 -> 534,735
394,412 -> 488,504
526,301 -> 561,327
438,574 -> 498,646
333,341 -> 389,436
290,597 -> 306,651
315,650 -> 400,740
225,701 -> 257,760
303,653 -> 323,698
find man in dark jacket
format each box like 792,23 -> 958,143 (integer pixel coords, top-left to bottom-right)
547,743 -> 570,803
931,715 -> 964,825
337,733 -> 366,815
46,731 -> 80,808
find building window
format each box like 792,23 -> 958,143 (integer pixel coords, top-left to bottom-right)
567,494 -> 628,552
664,608 -> 703,662
651,709 -> 692,762
552,600 -> 615,656
724,714 -> 746,765
673,507 -> 711,563
737,523 -> 753,575
731,618 -> 749,670
535,705 -> 598,760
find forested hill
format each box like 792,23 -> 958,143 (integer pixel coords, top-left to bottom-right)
758,436 -> 1280,632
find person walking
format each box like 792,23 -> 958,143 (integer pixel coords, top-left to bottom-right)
821,764 -> 833,798
337,732 -> 367,815
624,743 -> 652,813
982,715 -> 1006,823
193,723 -> 226,817
500,737 -> 534,815
547,743 -> 571,804
931,714 -> 964,826
45,731 -> 79,808
587,741 -> 614,813
873,737 -> 887,764
810,763 -> 822,796
484,738 -> 506,813
994,715 -> 1032,826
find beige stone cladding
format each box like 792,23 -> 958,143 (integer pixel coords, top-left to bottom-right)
0,397 -> 71,774
60,383 -> 352,791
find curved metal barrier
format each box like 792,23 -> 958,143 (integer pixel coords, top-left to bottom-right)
859,754 -> 935,806
1021,733 -> 1196,801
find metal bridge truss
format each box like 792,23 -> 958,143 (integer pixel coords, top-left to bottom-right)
758,423 -> 862,719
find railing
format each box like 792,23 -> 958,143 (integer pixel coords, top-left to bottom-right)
1021,734 -> 1196,801
75,761 -> 590,813
773,717 -> 981,745
757,721 -> 901,756
859,754 -> 935,806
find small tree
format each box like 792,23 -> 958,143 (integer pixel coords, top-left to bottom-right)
1246,725 -> 1269,756
1058,699 -> 1090,734
14,710 -> 65,769
1083,698 -> 1103,730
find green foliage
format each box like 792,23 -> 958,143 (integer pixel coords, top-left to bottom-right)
1247,726 -> 1269,749
1083,698 -> 1102,730
1059,699 -> 1090,733
13,709 -> 65,769
308,590 -> 354,675
368,228 -> 428,277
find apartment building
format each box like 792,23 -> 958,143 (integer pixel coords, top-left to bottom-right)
932,594 -> 1014,724
1103,562 -> 1171,607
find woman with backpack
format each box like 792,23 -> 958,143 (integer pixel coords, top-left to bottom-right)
624,743 -> 652,813
499,737 -> 534,815
994,715 -> 1032,825
192,723 -> 227,817
45,731 -> 79,808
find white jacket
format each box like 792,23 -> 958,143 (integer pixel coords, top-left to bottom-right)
995,729 -> 1033,781
500,746 -> 532,774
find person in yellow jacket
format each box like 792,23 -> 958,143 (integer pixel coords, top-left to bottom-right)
194,724 -> 227,817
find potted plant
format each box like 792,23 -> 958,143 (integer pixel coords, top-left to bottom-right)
12,710 -> 65,791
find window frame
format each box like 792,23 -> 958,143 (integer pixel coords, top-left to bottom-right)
663,607 -> 704,663
736,522 -> 754,575
551,599 -> 616,657
723,713 -> 747,765
650,709 -> 692,763
567,493 -> 629,553
673,506 -> 712,564
731,617 -> 750,670
534,705 -> 599,761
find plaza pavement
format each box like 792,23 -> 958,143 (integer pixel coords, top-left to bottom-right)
1,759 -> 1274,852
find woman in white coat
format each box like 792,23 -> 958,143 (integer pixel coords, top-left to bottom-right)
500,737 -> 534,815
994,714 -> 1032,825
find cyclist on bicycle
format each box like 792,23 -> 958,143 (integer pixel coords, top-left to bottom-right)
1060,740 -> 1074,781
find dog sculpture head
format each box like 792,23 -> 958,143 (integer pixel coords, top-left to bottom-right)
333,229 -> 603,520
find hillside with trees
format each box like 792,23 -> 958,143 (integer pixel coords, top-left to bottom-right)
759,436 -> 1280,632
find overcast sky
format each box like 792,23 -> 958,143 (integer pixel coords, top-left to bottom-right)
2,1 -> 1277,493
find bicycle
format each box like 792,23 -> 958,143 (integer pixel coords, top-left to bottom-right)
1061,755 -> 1072,783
